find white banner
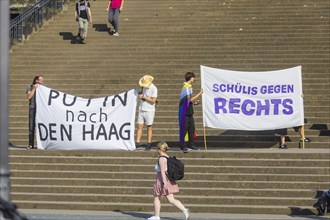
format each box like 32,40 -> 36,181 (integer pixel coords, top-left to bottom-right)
201,66 -> 304,130
36,86 -> 137,150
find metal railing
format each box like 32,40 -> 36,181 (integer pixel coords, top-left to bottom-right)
9,0 -> 69,45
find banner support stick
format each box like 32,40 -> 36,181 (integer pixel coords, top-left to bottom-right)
301,125 -> 305,149
203,126 -> 207,151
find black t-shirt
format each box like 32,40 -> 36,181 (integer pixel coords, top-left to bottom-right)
76,1 -> 91,20
186,102 -> 194,116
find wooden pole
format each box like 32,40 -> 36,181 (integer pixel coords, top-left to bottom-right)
301,125 -> 305,149
203,126 -> 208,151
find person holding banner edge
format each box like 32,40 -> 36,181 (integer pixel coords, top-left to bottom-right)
276,126 -> 311,149
26,75 -> 44,149
178,72 -> 203,153
136,75 -> 158,150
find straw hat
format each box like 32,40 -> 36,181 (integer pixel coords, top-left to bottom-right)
139,75 -> 154,88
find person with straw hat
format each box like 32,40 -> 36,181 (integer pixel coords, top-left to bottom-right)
136,75 -> 158,150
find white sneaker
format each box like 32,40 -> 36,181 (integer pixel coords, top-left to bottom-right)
183,208 -> 190,219
147,216 -> 160,220
113,32 -> 119,36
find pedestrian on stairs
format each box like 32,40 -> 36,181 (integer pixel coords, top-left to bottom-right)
148,141 -> 190,220
75,0 -> 92,43
106,0 -> 124,36
26,75 -> 44,150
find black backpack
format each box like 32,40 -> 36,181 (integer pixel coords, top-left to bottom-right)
159,156 -> 184,181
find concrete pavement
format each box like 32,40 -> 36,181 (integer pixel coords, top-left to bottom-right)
19,209 -> 329,220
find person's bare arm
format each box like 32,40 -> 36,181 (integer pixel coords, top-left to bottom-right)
159,157 -> 168,189
106,0 -> 111,11
120,0 -> 124,12
26,84 -> 38,100
190,89 -> 203,103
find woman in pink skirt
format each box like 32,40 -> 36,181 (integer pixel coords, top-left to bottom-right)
147,141 -> 189,220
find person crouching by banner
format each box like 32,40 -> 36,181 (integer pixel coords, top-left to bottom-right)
26,75 -> 44,150
275,126 -> 311,149
75,0 -> 92,44
136,75 -> 158,150
178,72 -> 203,153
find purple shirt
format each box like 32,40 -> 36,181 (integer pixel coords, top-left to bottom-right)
110,0 -> 122,8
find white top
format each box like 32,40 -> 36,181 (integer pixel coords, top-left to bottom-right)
155,157 -> 167,173
139,83 -> 158,112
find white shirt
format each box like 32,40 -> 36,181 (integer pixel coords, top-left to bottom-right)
139,83 -> 158,112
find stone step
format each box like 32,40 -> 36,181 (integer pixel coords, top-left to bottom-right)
8,74 -> 330,83
9,149 -> 330,160
12,187 -> 317,198
18,29 -> 330,37
8,140 -> 330,149
9,156 -> 330,167
11,45 -> 329,53
10,185 -> 322,198
12,43 -> 330,51
9,178 -> 330,190
10,200 -> 317,215
9,64 -> 330,72
8,163 -> 330,175
11,193 -> 317,207
10,170 -> 329,183
8,134 -> 328,145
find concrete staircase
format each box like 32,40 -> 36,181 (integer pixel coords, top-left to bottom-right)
9,0 -> 330,149
9,149 -> 330,215
8,0 -> 330,216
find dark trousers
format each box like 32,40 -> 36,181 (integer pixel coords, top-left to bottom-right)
108,8 -> 120,32
184,114 -> 195,147
28,107 -> 36,148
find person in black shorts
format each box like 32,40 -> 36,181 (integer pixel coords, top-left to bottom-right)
275,126 -> 311,149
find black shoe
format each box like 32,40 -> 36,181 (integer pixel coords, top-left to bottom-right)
145,143 -> 152,151
77,37 -> 85,44
300,137 -> 311,142
181,146 -> 189,153
187,145 -> 200,150
135,142 -> 144,150
279,144 -> 288,149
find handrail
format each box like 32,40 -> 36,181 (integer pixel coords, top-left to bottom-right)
9,0 -> 69,45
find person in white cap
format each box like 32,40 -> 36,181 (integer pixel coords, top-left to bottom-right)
136,75 -> 158,150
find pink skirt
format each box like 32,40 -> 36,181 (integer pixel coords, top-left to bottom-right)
153,173 -> 179,196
